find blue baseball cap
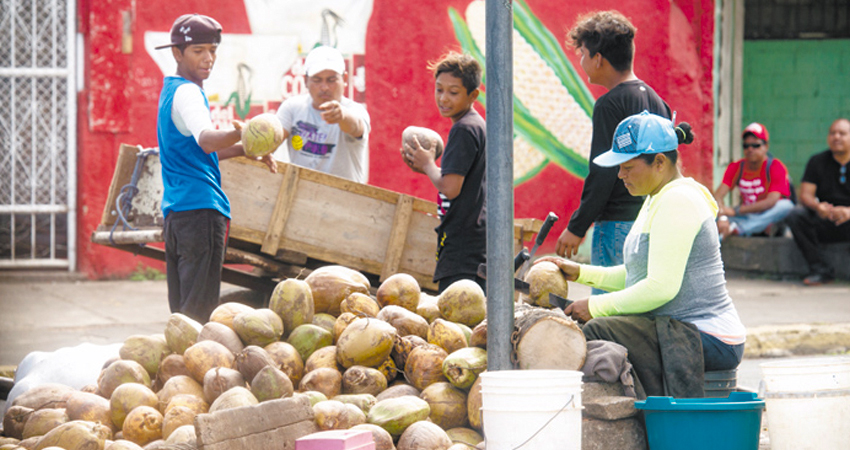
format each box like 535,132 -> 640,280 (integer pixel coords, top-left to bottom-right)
593,111 -> 679,167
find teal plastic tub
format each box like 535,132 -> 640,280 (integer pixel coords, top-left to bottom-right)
634,392 -> 764,450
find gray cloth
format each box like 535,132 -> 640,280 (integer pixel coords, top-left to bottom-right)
581,340 -> 637,397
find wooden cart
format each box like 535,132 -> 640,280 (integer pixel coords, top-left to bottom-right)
92,144 -> 542,295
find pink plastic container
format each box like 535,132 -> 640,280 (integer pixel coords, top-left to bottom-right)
294,429 -> 375,450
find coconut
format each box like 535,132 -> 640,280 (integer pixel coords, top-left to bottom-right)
397,420 -> 452,450
340,292 -> 381,318
251,365 -> 294,402
110,383 -> 159,430
209,302 -> 254,330
420,382 -> 468,429
242,113 -> 284,157
427,319 -> 468,354
336,318 -> 397,369
164,394 -> 209,417
376,356 -> 398,384
20,436 -> 43,449
164,313 -> 203,355
202,367 -> 246,404
119,335 -> 171,377
11,383 -> 75,411
437,280 -> 486,328
350,423 -> 395,450
311,313 -> 337,333
392,335 -> 428,371
312,400 -> 366,431
298,367 -> 342,399
155,354 -> 192,389
208,387 -> 258,413
164,425 -> 196,446
122,406 -> 162,446
232,308 -> 284,347
448,444 -> 474,450
445,428 -> 483,447
442,347 -> 487,390
141,440 -> 168,450
332,312 -> 359,344
304,345 -> 340,374
402,126 -> 445,160
98,360 -> 151,399
366,396 -> 431,438
305,266 -> 370,315
264,341 -> 304,386
469,323 -> 486,349
33,420 -> 112,450
522,261 -> 569,307
21,408 -> 68,440
376,273 -> 421,313
287,324 -> 334,362
375,384 -> 421,402
268,278 -> 314,339
331,394 -> 377,414
197,322 -> 244,354
377,305 -> 429,339
416,294 -> 442,324
299,391 -> 328,406
156,376 -> 204,413
3,405 -> 34,439
234,345 -> 277,383
404,344 -> 448,391
161,406 -> 195,441
107,439 -> 145,450
342,366 -> 388,396
182,340 -> 236,384
466,376 -> 482,431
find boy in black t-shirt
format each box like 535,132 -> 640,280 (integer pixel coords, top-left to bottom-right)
403,52 -> 486,293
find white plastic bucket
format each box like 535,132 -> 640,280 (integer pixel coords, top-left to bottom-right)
480,370 -> 582,450
760,356 -> 850,450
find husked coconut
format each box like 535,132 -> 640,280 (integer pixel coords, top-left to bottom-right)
469,322 -> 486,349
209,302 -> 254,330
420,382 -> 468,429
122,406 -> 163,446
304,345 -> 340,373
12,383 -> 75,412
288,324 -> 334,362
366,396 -> 431,438
397,420 -> 452,450
442,347 -> 487,390
404,344 -> 448,391
232,308 -> 284,347
155,354 -> 191,388
202,367 -> 246,404
110,383 -> 159,430
119,334 -> 171,377
3,405 -> 33,439
376,384 -> 420,402
21,408 -> 68,440
264,341 -> 304,386
269,278 -> 314,339
305,266 -> 370,315
446,427 -> 483,447
312,313 -> 337,333
33,420 -> 112,450
164,313 -> 203,355
209,387 -> 258,413
299,367 -> 343,399
250,365 -> 294,402
340,292 -> 381,318
234,345 -> 277,382
312,400 -> 366,431
183,340 -> 236,384
98,360 -> 151,399
336,318 -> 397,369
522,261 -> 569,307
466,376 -> 482,431
427,319 -> 468,354
342,365 -> 387,396
164,394 -> 209,416
333,312 -> 359,344
156,376 -> 204,413
437,280 -> 486,327
402,126 -> 445,175
161,406 -> 195,440
377,305 -> 429,339
376,273 -> 421,312
197,322 -> 244,354
416,293 -> 442,324
331,394 -> 377,414
350,423 -> 396,450
392,335 -> 428,371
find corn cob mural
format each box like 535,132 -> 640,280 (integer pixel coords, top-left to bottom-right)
450,0 -> 596,185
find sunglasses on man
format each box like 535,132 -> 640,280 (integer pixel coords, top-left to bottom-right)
743,143 -> 763,149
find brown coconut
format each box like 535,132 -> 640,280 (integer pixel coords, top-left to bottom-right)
155,354 -> 191,389
234,345 -> 277,383
402,126 -> 445,160
3,405 -> 34,440
98,359 -> 151,399
442,347 -> 487,390
163,313 -> 203,355
107,439 -> 145,450
208,302 -> 254,330
202,367 -> 246,404
232,308 -> 284,347
342,366 -> 388,396
312,313 -> 337,333
333,312 -> 359,344
21,408 -> 68,440
376,356 -> 398,384
428,319 -> 468,354
122,406 -> 162,447
420,382 -> 468,429
110,383 -> 159,430
366,396 -> 431,438
522,261 -> 569,307
299,367 -> 343,399
404,344 -> 448,391
392,335 -> 428,372
11,383 -> 75,411
164,394 -> 209,417
438,280 -> 486,328
416,294 -> 442,324
466,376 -> 482,431
397,420 -> 452,450
156,376 -> 204,413
336,318 -> 397,369
197,322 -> 244,354
269,278 -> 314,339
33,420 -> 112,450
208,386 -> 258,413
331,394 -> 377,414
312,400 -> 366,431
376,273 -> 421,313
340,292 -> 381,318
183,340 -> 236,384
469,322 -> 487,349
376,384 -> 421,402
287,324 -> 334,362
304,345 -> 340,373
446,427 -> 483,447
350,423 -> 396,450
377,305 -> 429,339
305,266 -> 370,315
119,335 -> 171,377
161,406 -> 194,441
250,365 -> 294,402
164,424 -> 196,446
65,391 -> 117,433
264,341 -> 304,386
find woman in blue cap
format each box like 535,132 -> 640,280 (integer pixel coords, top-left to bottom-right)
537,111 -> 746,398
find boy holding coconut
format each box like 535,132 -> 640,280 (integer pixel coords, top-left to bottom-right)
155,14 -> 276,322
403,52 -> 487,294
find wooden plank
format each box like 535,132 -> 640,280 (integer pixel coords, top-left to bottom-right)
261,164 -> 300,256
100,144 -> 141,227
91,229 -> 163,245
196,396 -> 316,449
381,194 -> 414,281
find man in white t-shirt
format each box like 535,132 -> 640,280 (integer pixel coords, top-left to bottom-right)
273,46 -> 371,183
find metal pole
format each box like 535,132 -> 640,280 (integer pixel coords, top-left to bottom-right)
485,0 -> 514,371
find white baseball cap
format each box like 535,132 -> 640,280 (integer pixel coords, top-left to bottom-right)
304,46 -> 345,77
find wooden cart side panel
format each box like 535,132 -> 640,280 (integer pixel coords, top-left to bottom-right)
100,144 -> 141,227
381,194 -> 414,281
221,159 -> 283,233
261,163 -> 301,255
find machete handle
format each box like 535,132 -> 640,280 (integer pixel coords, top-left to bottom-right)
536,212 -> 559,246
514,249 -> 530,272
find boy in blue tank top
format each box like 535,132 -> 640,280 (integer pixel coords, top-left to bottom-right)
155,14 -> 276,322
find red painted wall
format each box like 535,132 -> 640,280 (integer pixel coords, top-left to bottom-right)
75,0 -> 715,278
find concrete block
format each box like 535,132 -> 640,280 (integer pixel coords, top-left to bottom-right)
721,236 -> 850,280
582,416 -> 646,450
583,396 -> 638,421
582,381 -> 625,401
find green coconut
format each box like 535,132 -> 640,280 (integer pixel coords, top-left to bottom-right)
21,408 -> 69,440
119,334 -> 171,377
305,266 -> 370,315
287,324 -> 334,362
122,406 -> 162,447
331,394 -> 378,414
298,391 -> 329,406
183,340 -> 236,384
33,420 -> 112,450
156,376 -> 205,413
250,365 -> 294,402
397,420 -> 452,450
437,280 -> 487,327
377,305 -> 429,339
336,318 -> 397,369
420,382 -> 468,429
163,313 -> 203,355
209,386 -> 258,413
340,292 -> 381,318
312,400 -> 366,431
392,335 -> 428,372
366,395 -> 431,438
161,406 -> 194,441
446,427 -> 483,447
442,347 -> 487,390
298,367 -> 343,399
164,424 -> 196,445
209,302 -> 255,330
304,345 -> 341,373
232,308 -> 284,347
269,278 -> 314,339
312,313 -> 338,334
342,365 -> 388,396
202,367 -> 246,404
264,341 -> 304,386
427,319 -> 468,354
197,321 -> 244,354
376,273 -> 421,313
350,423 -> 395,450
97,359 -> 151,399
404,344 -> 448,391
110,383 -> 159,430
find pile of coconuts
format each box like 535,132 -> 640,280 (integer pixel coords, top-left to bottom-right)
0,264 -> 568,450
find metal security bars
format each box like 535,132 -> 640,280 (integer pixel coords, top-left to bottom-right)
0,0 -> 77,270
745,0 -> 850,40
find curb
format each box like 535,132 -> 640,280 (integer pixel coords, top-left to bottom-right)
744,323 -> 850,358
